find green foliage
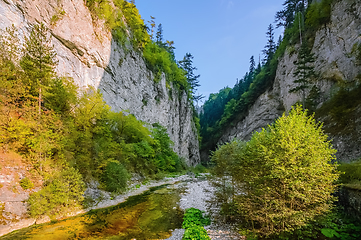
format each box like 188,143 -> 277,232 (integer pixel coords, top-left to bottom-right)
50,8 -> 66,26
151,123 -> 180,172
289,41 -> 316,106
351,43 -> 361,64
200,56 -> 277,152
101,161 -> 129,192
305,0 -> 333,32
179,53 -> 202,101
44,77 -> 78,115
143,42 -> 188,91
338,159 -> 361,190
182,208 -> 211,229
210,106 -> 339,237
183,225 -> 211,240
20,23 -> 57,99
274,207 -> 361,240
28,167 -> 85,218
0,25 -> 186,219
85,0 -> 193,99
182,208 -> 211,240
315,84 -> 361,135
19,177 -> 34,190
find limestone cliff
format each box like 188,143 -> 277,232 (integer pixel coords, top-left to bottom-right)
217,0 -> 361,162
0,0 -> 200,166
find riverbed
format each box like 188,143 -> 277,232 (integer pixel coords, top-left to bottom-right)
0,175 -> 243,239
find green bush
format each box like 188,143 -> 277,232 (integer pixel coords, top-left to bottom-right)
211,105 -> 339,237
182,208 -> 211,229
182,208 -> 211,240
183,225 -> 211,240
28,167 -> 85,218
19,177 -> 34,190
101,161 -> 129,192
305,0 -> 333,32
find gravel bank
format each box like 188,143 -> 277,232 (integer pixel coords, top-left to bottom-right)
166,176 -> 244,240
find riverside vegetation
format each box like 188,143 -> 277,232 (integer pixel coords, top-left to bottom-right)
200,0 -> 361,237
0,22 -> 190,220
209,106 -> 361,239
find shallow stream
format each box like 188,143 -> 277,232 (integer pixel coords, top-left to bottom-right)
1,184 -> 185,240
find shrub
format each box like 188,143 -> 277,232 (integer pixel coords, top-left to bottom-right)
183,225 -> 210,240
101,161 -> 129,192
20,177 -> 34,190
182,208 -> 210,229
28,167 -> 85,218
182,208 -> 211,240
211,105 -> 339,237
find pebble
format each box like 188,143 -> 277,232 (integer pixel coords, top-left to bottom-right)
165,178 -> 245,240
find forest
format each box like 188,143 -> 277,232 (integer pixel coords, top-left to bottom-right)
199,0 -> 333,155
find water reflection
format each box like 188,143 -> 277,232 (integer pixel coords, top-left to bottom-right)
1,185 -> 184,240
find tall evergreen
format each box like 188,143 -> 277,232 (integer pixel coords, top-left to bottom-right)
20,23 -> 57,116
275,0 -> 311,28
289,41 -> 316,107
262,24 -> 276,64
249,55 -> 256,77
179,53 -> 202,101
156,23 -> 164,46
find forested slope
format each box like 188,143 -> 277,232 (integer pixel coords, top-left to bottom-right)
200,0 -> 361,163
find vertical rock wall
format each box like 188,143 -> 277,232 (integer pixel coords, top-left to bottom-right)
0,0 -> 200,165
215,0 -> 361,162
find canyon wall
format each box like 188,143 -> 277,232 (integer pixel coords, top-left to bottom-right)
217,0 -> 361,162
0,0 -> 200,166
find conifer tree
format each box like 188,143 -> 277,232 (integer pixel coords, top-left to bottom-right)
179,53 -> 203,101
156,23 -> 164,46
249,55 -> 256,77
262,24 -> 276,64
289,41 -> 316,107
275,0 -> 311,28
20,23 -> 57,116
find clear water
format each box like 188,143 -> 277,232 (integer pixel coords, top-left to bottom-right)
1,184 -> 184,240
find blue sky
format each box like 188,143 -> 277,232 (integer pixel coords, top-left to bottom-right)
135,0 -> 285,103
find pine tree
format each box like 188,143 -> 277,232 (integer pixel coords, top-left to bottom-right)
275,0 -> 311,28
262,24 -> 276,64
20,23 -> 57,116
179,53 -> 203,102
249,55 -> 256,77
156,23 -> 164,46
289,41 -> 316,107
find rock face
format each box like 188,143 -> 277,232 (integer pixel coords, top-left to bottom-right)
216,0 -> 361,162
0,0 -> 200,165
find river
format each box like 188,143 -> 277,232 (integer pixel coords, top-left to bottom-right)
0,183 -> 187,240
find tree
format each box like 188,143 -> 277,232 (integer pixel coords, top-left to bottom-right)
28,167 -> 85,218
179,53 -> 203,102
249,56 -> 256,78
262,24 -> 276,64
210,105 -> 339,238
289,41 -> 316,107
275,0 -> 312,28
156,23 -> 164,46
20,23 -> 57,116
147,16 -> 156,40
